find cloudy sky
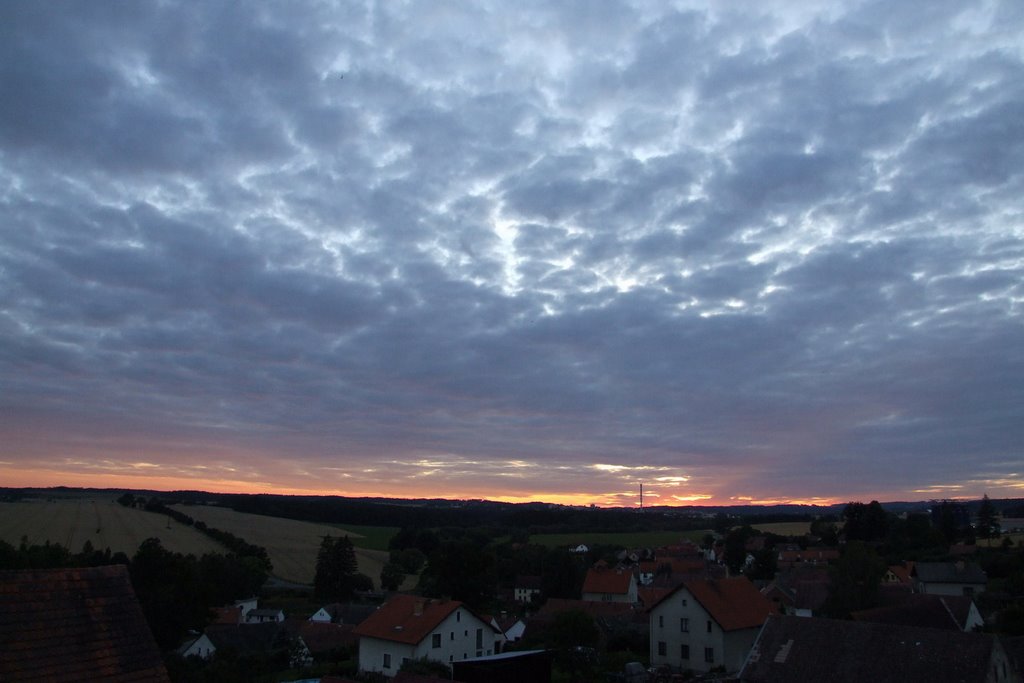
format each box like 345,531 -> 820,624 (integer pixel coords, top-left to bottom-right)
2,1 -> 1022,507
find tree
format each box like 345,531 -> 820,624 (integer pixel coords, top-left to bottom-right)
314,535 -> 361,602
842,501 -> 889,542
822,541 -> 886,618
380,562 -> 405,591
978,494 -> 998,540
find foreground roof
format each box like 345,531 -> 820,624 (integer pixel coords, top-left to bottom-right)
741,615 -> 1003,682
852,594 -> 977,631
0,565 -> 169,682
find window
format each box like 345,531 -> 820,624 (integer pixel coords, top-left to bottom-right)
450,632 -> 454,641
457,611 -> 461,622
680,617 -> 689,632
658,615 -> 664,628
657,641 -> 667,656
432,633 -> 441,648
681,598 -> 688,607
704,647 -> 714,663
681,644 -> 690,660
706,620 -> 712,633
383,653 -> 392,669
476,628 -> 483,649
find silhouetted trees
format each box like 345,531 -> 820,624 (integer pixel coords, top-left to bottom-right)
314,535 -> 370,601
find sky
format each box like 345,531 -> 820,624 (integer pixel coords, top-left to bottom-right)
1,1 -> 1022,508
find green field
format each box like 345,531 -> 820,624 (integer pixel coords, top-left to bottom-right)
532,529 -> 710,549
331,523 -> 399,551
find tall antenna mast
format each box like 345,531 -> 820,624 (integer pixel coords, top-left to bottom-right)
640,483 -> 643,511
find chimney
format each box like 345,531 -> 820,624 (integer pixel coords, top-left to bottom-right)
413,599 -> 425,616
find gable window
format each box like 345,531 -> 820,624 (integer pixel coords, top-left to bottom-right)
658,615 -> 664,628
383,653 -> 391,669
680,617 -> 689,632
704,647 -> 714,663
432,633 -> 441,648
706,620 -> 712,633
457,611 -> 461,622
681,644 -> 690,660
681,598 -> 687,607
657,641 -> 666,656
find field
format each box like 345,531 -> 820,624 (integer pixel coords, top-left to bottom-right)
749,521 -> 814,536
171,504 -> 400,586
0,495 -> 403,588
0,497 -> 223,558
532,529 -> 710,549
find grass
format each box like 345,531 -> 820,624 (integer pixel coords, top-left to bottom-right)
0,497 -> 223,558
531,529 -> 710,549
331,524 -> 399,551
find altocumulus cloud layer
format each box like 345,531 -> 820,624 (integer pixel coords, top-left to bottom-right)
1,1 -> 1022,505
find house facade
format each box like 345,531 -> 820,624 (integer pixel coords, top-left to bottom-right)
649,577 -> 777,675
354,595 -> 497,677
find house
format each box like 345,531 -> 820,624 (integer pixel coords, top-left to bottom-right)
570,544 -> 589,554
513,575 -> 542,603
760,566 -> 830,617
739,615 -> 1016,682
353,595 -> 497,677
582,566 -> 638,603
883,563 -> 915,586
0,565 -> 170,682
491,613 -> 526,649
246,607 -> 285,623
649,576 -> 778,675
851,594 -> 984,632
310,602 -> 376,625
913,561 -> 988,597
776,547 -> 839,570
182,622 -> 312,666
284,618 -> 358,660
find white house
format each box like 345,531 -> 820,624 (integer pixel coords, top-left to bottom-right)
245,608 -> 285,623
353,595 -> 498,677
649,577 -> 777,675
913,561 -> 988,597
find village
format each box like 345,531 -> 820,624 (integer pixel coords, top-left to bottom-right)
4,496 -> 1023,682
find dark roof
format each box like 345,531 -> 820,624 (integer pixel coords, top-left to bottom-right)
0,565 -> 170,682
283,618 -> 356,653
202,622 -> 293,653
741,615 -> 1000,682
913,562 -> 987,585
851,594 -> 976,631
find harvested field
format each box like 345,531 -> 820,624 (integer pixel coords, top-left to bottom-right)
171,504 -> 396,587
0,497 -> 223,557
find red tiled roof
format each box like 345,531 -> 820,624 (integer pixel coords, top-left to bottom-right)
0,565 -> 170,682
655,577 -> 777,631
353,595 -> 482,645
582,567 -> 633,595
212,605 -> 242,624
